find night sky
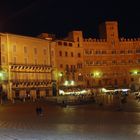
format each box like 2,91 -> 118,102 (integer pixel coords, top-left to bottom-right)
0,0 -> 139,38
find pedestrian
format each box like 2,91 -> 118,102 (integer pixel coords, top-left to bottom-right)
116,92 -> 123,111
62,100 -> 67,107
39,107 -> 43,116
36,107 -> 39,115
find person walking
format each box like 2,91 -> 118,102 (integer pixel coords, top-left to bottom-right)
36,106 -> 39,115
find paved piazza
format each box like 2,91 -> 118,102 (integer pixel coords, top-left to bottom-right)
0,95 -> 140,140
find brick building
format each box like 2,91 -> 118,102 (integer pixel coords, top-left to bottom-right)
0,21 -> 140,100
51,21 -> 140,91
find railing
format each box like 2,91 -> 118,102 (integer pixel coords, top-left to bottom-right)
9,64 -> 52,73
11,79 -> 52,89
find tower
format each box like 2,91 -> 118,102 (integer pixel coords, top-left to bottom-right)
99,21 -> 119,43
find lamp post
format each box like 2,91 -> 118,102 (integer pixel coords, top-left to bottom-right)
130,70 -> 140,91
57,72 -> 63,95
0,69 -> 8,104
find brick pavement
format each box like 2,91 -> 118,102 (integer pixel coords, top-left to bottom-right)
0,95 -> 139,140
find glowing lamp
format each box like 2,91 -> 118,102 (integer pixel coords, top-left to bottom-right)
71,80 -> 75,85
64,80 -> 68,86
59,72 -> 63,77
133,71 -> 138,75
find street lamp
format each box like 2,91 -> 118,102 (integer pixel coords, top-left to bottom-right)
0,68 -> 8,104
57,72 -> 63,95
130,70 -> 140,91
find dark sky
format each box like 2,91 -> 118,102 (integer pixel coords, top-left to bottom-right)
0,0 -> 140,38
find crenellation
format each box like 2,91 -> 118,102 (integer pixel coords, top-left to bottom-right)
119,37 -> 140,42
84,38 -> 107,42
1,21 -> 140,100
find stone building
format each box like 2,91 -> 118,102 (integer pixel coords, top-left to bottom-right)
0,33 -> 52,100
0,21 -> 140,100
50,21 -> 140,91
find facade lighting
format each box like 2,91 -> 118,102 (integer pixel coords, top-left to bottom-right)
64,80 -> 68,86
59,72 -> 63,77
71,80 -> 75,85
133,71 -> 138,75
91,71 -> 102,78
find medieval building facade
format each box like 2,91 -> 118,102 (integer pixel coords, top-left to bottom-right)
0,21 -> 140,100
0,33 -> 52,100
51,21 -> 140,91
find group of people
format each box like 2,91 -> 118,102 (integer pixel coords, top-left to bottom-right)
36,106 -> 43,115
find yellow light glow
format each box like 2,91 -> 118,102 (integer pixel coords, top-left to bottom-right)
101,88 -> 107,92
0,73 -> 3,77
94,72 -> 100,76
92,71 -> 102,78
78,73 -> 82,76
133,71 -> 138,75
59,72 -> 63,77
64,80 -> 68,86
71,80 -> 75,85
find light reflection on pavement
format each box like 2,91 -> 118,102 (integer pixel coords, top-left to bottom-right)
0,98 -> 140,140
